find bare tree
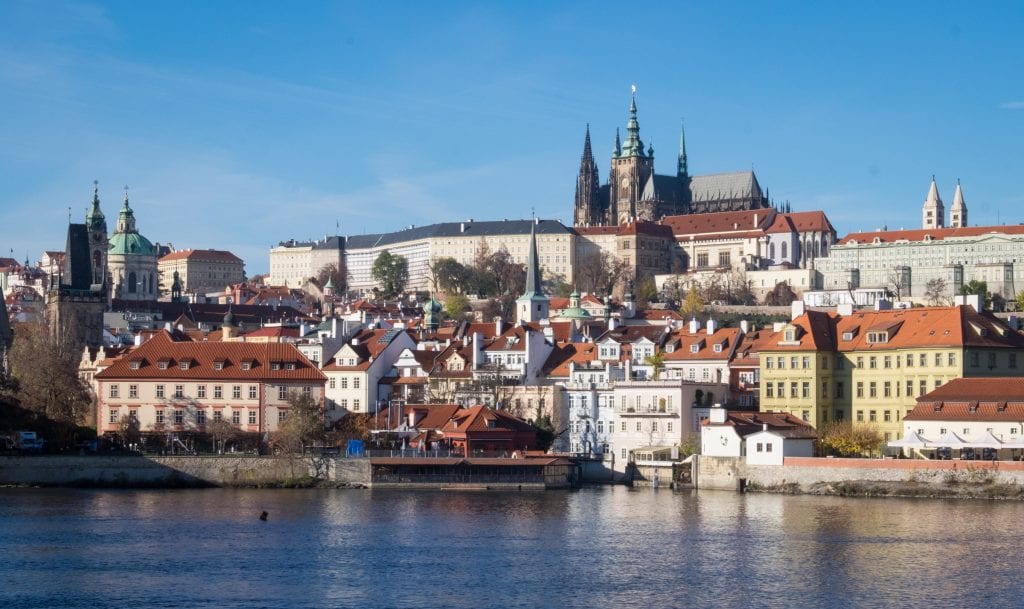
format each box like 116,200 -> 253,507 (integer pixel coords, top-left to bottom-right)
575,250 -> 627,296
6,320 -> 91,427
273,391 -> 326,454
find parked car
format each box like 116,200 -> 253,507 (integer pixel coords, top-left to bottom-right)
14,431 -> 44,453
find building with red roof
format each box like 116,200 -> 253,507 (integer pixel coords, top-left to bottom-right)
158,249 -> 245,296
94,330 -> 326,439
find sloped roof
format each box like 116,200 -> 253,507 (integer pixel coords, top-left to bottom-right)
95,331 -> 325,382
689,171 -> 762,202
543,342 -> 599,376
837,224 -> 1024,245
704,410 -> 817,439
442,404 -> 536,434
159,249 -> 242,263
663,327 -> 739,361
661,209 -> 775,237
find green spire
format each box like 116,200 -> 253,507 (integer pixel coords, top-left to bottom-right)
620,87 -> 647,158
613,128 -> 622,157
86,180 -> 105,230
678,120 -> 688,178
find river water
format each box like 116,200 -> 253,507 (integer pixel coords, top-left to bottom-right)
0,487 -> 1021,609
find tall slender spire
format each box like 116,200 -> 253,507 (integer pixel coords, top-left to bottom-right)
677,120 -> 688,178
620,86 -> 646,157
516,217 -> 549,323
613,128 -> 622,157
922,175 -> 945,229
575,124 -> 601,226
524,219 -> 542,296
86,180 -> 105,229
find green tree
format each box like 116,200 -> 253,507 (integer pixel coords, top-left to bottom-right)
643,352 -> 665,380
958,280 -> 991,309
680,286 -> 703,318
635,274 -> 659,308
371,250 -> 409,298
444,293 -> 471,319
430,257 -> 470,294
316,262 -> 347,293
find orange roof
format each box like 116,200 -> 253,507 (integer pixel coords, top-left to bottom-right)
442,404 -> 536,434
323,328 -> 410,371
95,331 -> 325,382
909,378 -> 1024,422
664,327 -> 739,361
159,249 -> 243,263
662,209 -> 774,236
543,342 -> 599,376
837,224 -> 1024,245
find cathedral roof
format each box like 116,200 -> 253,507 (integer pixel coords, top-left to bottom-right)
689,171 -> 763,202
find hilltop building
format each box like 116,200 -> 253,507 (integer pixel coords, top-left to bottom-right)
573,90 -> 770,228
107,188 -> 159,301
158,249 -> 245,297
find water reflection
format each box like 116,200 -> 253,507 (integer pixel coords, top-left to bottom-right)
1,487 -> 1023,609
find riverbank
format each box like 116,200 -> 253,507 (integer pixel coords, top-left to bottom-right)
695,455 -> 1024,500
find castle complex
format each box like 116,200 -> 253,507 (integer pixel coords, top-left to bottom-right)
573,91 -> 770,227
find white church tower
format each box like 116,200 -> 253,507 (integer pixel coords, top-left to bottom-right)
921,176 -> 945,230
949,179 -> 968,228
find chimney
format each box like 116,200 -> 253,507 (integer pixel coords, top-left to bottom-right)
706,318 -> 717,335
134,334 -> 142,347
609,316 -> 618,331
164,322 -> 172,331
791,300 -> 805,320
709,404 -> 727,424
763,423 -> 768,431
837,303 -> 854,316
740,320 -> 749,334
351,337 -> 360,346
495,317 -> 503,337
689,317 -> 699,334
472,331 -> 483,369
753,213 -> 759,227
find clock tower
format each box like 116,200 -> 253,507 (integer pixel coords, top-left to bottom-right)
609,89 -> 653,225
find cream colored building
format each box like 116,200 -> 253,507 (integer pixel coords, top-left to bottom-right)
269,235 -> 345,288
158,249 -> 245,296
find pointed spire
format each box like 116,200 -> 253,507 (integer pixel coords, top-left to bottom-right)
926,175 -> 942,205
524,218 -> 542,296
86,180 -> 105,228
580,123 -> 594,170
922,175 -> 945,229
620,86 -> 646,157
677,120 -> 688,178
614,128 -> 622,157
950,178 -> 968,228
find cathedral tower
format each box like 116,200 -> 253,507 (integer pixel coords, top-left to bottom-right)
610,88 -> 654,225
949,179 -> 968,228
85,181 -> 108,288
922,176 -> 945,230
573,125 -> 602,226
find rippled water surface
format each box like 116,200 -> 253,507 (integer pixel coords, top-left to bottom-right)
1,487 -> 1022,609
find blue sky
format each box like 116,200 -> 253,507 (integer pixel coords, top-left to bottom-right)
2,1 -> 1023,275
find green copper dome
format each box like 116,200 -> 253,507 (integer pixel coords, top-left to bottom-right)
108,231 -> 155,256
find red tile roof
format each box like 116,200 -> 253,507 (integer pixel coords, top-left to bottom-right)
704,410 -> 817,439
837,224 -> 1024,245
159,249 -> 243,263
95,331 -> 325,382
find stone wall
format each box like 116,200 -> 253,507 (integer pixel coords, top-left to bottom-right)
694,455 -> 1024,493
0,455 -> 371,488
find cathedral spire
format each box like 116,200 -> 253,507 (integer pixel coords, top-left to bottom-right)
620,86 -> 646,157
574,124 -> 601,226
524,218 -> 542,296
614,128 -> 621,157
580,124 -> 594,171
922,175 -> 945,229
677,120 -> 688,178
516,218 -> 549,323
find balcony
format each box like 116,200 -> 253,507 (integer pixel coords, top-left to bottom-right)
617,406 -> 679,416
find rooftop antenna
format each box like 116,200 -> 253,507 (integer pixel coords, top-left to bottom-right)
67,206 -> 71,223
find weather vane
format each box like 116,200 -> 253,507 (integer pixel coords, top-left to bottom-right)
631,84 -> 636,94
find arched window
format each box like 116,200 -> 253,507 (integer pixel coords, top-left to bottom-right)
769,243 -> 776,260
814,241 -> 821,258
149,274 -> 154,294
781,242 -> 788,260
128,271 -> 137,293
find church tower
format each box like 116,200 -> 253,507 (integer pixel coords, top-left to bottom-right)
573,125 -> 602,226
922,176 -> 945,230
949,179 -> 968,228
85,181 -> 108,288
610,88 -> 654,225
516,219 -> 549,324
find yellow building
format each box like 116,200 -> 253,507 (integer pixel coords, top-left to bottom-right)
759,305 -> 1024,440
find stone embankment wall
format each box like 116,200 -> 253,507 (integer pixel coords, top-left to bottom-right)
696,455 -> 1024,495
0,455 -> 371,488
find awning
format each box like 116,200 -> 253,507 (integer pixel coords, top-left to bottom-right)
887,430 -> 931,448
926,430 -> 967,449
962,430 -> 1004,449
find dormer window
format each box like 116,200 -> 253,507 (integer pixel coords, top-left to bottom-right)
213,360 -> 225,371
690,344 -> 699,353
286,362 -> 296,371
158,360 -> 170,370
129,360 -> 141,370
241,361 -> 252,371
271,362 -> 281,371
179,361 -> 190,370
866,332 -> 888,344
713,344 -> 723,353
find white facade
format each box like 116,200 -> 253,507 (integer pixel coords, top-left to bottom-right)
744,430 -> 814,465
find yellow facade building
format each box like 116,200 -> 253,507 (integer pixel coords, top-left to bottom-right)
759,305 -> 1024,440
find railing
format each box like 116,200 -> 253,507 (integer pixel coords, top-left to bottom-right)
364,448 -> 529,459
617,407 -> 679,415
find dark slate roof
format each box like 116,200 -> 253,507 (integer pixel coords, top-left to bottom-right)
109,300 -> 313,326
689,171 -> 762,202
343,219 -> 573,249
63,223 -> 93,290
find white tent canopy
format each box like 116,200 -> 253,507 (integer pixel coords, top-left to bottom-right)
962,430 -> 1004,449
926,430 -> 967,449
887,430 -> 931,449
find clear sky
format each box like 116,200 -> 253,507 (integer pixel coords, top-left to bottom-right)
2,1 -> 1023,275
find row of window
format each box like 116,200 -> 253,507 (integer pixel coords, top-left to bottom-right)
109,384 -> 311,401
855,409 -> 902,423
764,378 -> 945,400
328,377 -> 361,389
765,351 -> 1019,371
571,420 -> 677,434
109,407 -> 257,426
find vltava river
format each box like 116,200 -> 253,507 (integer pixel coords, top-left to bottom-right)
0,487 -> 1021,609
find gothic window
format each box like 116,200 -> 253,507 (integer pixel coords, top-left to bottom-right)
781,242 -> 788,260
769,243 -> 776,260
